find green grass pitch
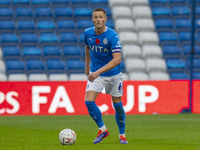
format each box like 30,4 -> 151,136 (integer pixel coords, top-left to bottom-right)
0,114 -> 200,150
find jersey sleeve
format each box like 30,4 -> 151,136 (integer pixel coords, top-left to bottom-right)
110,33 -> 122,53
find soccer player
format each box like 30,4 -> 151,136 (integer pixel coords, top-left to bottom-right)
84,8 -> 128,144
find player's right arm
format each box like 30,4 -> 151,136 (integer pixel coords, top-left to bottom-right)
85,46 -> 90,75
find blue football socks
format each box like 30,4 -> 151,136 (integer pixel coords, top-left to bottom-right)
85,101 -> 104,128
113,102 -> 126,134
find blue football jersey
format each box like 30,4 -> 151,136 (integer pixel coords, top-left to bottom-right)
84,27 -> 122,77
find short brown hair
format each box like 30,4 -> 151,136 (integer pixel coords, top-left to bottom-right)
93,8 -> 106,15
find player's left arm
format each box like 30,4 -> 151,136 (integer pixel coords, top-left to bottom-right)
88,52 -> 121,82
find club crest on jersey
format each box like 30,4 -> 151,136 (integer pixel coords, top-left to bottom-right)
103,38 -> 108,45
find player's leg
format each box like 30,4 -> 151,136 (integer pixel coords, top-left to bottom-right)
85,79 -> 109,143
85,91 -> 109,143
105,73 -> 128,144
85,91 -> 105,130
112,96 -> 128,144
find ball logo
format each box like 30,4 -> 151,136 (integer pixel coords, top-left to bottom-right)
103,38 -> 108,45
95,39 -> 100,44
66,138 -> 71,142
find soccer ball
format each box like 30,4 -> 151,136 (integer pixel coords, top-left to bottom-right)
59,129 -> 76,145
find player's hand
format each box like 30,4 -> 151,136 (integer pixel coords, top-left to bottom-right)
88,71 -> 100,82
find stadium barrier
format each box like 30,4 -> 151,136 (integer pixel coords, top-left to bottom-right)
0,81 -> 199,115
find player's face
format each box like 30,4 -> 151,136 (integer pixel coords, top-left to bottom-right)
92,11 -> 107,29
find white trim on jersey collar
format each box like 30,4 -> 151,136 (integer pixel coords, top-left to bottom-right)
105,26 -> 108,32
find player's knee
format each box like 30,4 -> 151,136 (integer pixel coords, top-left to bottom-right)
85,98 -> 95,102
85,91 -> 98,101
112,96 -> 122,104
85,95 -> 95,101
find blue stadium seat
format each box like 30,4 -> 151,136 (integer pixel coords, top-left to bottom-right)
91,0 -> 108,7
197,32 -> 200,43
0,1 -> 10,10
17,20 -> 35,31
3,46 -> 21,59
1,33 -> 18,44
182,44 -> 191,55
0,0 -> 10,5
149,0 -> 167,6
43,45 -> 61,58
57,20 -> 74,32
76,20 -> 93,30
0,8 -> 12,18
63,46 -> 82,59
155,19 -> 173,31
37,20 -> 55,30
186,58 -> 200,69
71,0 -> 89,7
26,59 -> 45,73
170,72 -> 189,80
0,20 -> 15,31
175,19 -> 191,31
79,32 -> 84,43
22,46 -> 41,58
74,7 -> 92,19
159,32 -> 178,43
20,33 -> 38,44
66,59 -> 85,73
32,0 -> 50,6
182,45 -> 200,56
162,45 -> 181,57
35,7 -> 52,18
60,32 -> 77,44
166,58 -> 186,70
194,46 -> 200,54
46,59 -> 65,73
193,72 -> 200,79
152,7 -> 171,18
172,6 -> 190,18
179,31 -> 192,42
6,60 -> 25,74
169,0 -> 186,3
54,7 -> 73,18
52,0 -> 69,5
13,0 -> 29,5
169,0 -> 186,5
196,6 -> 200,16
15,8 -> 33,18
82,47 -> 85,56
39,33 -> 58,43
71,0 -> 88,4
